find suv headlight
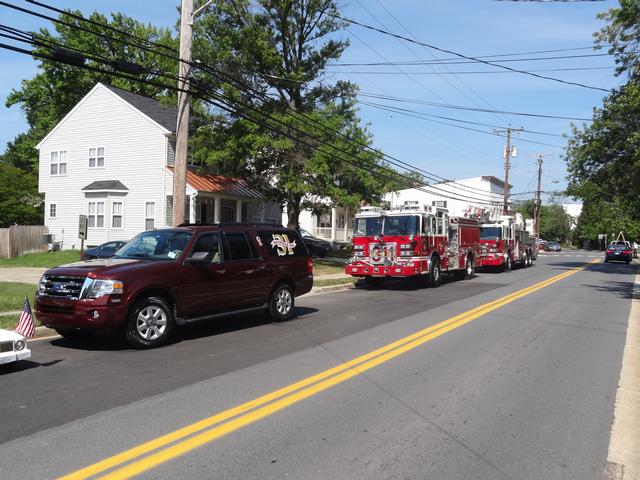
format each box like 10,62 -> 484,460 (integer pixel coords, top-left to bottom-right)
81,279 -> 124,299
37,275 -> 46,295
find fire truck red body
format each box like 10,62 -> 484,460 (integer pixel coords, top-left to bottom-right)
345,203 -> 483,286
479,215 -> 536,270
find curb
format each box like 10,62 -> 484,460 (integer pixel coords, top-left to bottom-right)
307,282 -> 356,296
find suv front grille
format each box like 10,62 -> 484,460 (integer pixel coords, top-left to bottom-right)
40,275 -> 86,300
0,341 -> 13,353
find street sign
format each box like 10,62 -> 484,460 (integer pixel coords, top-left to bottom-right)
78,215 -> 88,240
598,234 -> 603,240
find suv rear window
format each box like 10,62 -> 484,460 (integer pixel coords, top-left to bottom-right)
257,230 -> 308,257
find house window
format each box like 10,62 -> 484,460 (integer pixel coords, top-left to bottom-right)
112,201 -> 123,228
89,147 -> 105,168
88,201 -> 105,228
50,151 -> 68,176
432,200 -> 447,208
49,203 -> 57,218
145,202 -> 155,230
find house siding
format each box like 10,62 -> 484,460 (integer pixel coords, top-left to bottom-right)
38,85 -> 169,248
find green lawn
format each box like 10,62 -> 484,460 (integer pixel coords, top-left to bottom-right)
313,277 -> 356,288
0,282 -> 37,312
313,259 -> 346,276
0,250 -> 80,268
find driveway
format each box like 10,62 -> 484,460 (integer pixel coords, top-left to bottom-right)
0,268 -> 46,285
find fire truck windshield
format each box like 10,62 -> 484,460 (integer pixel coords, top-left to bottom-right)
353,216 -> 383,237
480,227 -> 502,240
383,215 -> 419,236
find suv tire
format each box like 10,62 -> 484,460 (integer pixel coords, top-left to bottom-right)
126,296 -> 175,348
268,283 -> 295,321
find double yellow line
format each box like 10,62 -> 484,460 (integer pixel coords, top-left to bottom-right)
61,259 -> 599,480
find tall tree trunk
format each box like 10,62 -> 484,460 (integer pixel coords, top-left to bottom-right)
286,191 -> 302,229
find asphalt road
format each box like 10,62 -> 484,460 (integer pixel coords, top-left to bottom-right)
0,250 -> 636,480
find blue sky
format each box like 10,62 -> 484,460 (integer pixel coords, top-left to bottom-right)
0,0 -> 622,203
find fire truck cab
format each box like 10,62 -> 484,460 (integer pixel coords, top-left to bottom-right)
479,215 -> 535,270
345,202 -> 482,287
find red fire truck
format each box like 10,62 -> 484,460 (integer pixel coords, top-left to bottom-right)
345,203 -> 483,287
479,215 -> 535,270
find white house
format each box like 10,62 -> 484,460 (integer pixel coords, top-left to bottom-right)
282,204 -> 354,243
38,83 -> 279,248
385,176 -> 507,218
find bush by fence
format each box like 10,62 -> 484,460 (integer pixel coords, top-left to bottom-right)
0,225 -> 48,258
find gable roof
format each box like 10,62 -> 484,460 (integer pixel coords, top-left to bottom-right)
36,83 -> 177,149
82,180 -> 129,192
167,167 -> 264,199
101,84 -> 177,132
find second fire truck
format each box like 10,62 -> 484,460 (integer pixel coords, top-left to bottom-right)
479,214 -> 536,270
345,202 -> 483,286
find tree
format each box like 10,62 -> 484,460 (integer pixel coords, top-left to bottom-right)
566,0 -> 640,242
0,163 -> 42,227
539,204 -> 572,243
191,0 -> 396,228
2,10 -> 178,223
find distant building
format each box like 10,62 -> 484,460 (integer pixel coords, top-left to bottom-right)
385,176 -> 507,218
562,203 -> 583,230
38,83 -> 279,248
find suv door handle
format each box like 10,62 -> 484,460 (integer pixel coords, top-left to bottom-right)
258,264 -> 266,271
215,269 -> 226,274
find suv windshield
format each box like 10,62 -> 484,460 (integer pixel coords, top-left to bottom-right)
115,230 -> 192,261
383,215 -> 419,236
353,216 -> 383,237
480,227 -> 502,240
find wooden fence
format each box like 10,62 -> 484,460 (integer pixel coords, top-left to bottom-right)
0,225 -> 49,259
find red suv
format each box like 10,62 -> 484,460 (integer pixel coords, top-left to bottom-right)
36,224 -> 313,348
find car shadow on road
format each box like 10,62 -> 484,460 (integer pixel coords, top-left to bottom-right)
180,306 -> 319,342
0,358 -> 63,374
353,274 -> 465,291
48,306 -> 321,351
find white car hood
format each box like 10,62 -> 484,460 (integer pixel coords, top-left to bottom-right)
0,328 -> 26,342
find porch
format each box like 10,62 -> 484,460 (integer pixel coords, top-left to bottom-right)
310,206 -> 354,243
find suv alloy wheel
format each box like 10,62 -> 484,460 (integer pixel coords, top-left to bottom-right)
126,296 -> 175,348
269,283 -> 295,321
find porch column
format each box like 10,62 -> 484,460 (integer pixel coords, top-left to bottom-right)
236,199 -> 243,222
330,207 -> 337,242
343,205 -> 349,241
189,193 -> 197,224
214,196 -> 221,224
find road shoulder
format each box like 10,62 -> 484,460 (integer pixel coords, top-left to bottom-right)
605,268 -> 640,480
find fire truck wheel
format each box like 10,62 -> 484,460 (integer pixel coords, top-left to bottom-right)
504,255 -> 512,272
526,252 -> 532,267
465,257 -> 474,278
428,258 -> 442,288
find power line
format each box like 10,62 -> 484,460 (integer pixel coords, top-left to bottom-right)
329,52 -> 615,67
327,66 -> 614,75
330,12 -> 612,93
4,0 -> 586,193
357,92 -> 593,121
0,30 -> 506,206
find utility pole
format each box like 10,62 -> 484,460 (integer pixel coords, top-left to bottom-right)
534,154 -> 543,238
173,0 -> 213,226
494,127 -> 523,215
172,0 -> 193,226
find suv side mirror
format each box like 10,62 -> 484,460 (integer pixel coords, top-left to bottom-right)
186,251 -> 212,264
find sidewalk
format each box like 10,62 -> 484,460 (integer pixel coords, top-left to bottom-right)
0,267 -> 45,285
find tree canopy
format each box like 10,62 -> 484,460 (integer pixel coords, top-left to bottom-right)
190,0 -> 402,227
566,0 -> 640,242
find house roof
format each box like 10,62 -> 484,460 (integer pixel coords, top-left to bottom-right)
82,180 -> 129,192
101,84 -> 177,133
481,176 -> 512,189
167,167 -> 264,199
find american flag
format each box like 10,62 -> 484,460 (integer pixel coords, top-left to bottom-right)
16,297 -> 35,338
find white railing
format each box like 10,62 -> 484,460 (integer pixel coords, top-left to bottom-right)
312,227 -> 354,241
